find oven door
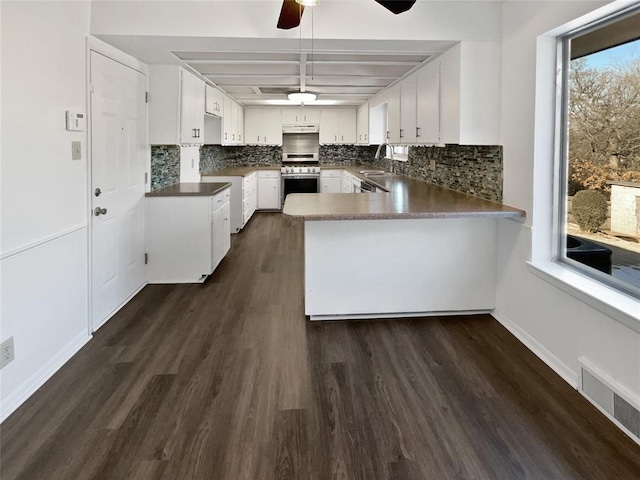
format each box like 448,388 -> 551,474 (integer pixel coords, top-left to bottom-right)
282,176 -> 319,203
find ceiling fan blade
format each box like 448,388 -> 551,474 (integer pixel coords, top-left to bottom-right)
374,0 -> 417,15
277,0 -> 304,30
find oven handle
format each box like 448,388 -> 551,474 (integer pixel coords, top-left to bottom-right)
282,175 -> 321,180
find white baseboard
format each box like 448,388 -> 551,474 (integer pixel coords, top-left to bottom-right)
0,331 -> 91,423
491,308 -> 578,389
310,310 -> 491,321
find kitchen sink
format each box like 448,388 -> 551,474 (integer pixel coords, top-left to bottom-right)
359,170 -> 387,176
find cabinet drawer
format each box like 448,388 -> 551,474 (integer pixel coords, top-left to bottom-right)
321,169 -> 342,178
258,170 -> 280,179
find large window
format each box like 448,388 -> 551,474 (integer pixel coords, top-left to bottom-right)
558,6 -> 640,297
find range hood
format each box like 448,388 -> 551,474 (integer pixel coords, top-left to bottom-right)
282,124 -> 320,134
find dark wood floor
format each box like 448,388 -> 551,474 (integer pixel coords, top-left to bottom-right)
2,213 -> 639,480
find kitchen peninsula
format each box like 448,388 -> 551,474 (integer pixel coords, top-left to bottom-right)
283,173 -> 525,320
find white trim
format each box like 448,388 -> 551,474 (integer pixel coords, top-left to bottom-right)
0,331 -> 91,423
310,310 -> 491,321
527,261 -> 640,334
92,282 -> 147,332
491,308 -> 578,389
87,36 -> 148,75
0,224 -> 87,261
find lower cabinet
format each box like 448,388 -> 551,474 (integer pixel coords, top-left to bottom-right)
146,188 -> 231,283
243,172 -> 258,224
258,170 -> 281,209
321,170 -> 342,193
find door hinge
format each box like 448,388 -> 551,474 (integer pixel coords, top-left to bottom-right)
145,91 -> 149,103
144,253 -> 148,265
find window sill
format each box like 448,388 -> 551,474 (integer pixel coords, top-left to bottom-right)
527,261 -> 640,334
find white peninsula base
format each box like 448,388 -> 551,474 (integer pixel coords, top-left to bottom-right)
304,217 -> 498,320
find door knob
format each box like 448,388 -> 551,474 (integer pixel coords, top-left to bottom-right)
94,188 -> 102,197
94,207 -> 107,216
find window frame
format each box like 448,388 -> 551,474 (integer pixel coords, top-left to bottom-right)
554,4 -> 640,299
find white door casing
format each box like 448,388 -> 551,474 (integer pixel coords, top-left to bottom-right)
90,51 -> 146,331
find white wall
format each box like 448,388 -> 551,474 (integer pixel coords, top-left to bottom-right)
0,1 -> 92,421
90,0 -> 503,42
496,1 -> 640,409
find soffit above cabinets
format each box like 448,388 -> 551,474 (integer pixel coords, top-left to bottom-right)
95,35 -> 456,106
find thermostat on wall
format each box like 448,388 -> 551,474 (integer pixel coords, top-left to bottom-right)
66,111 -> 86,131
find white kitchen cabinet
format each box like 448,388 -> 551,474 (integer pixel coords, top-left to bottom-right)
145,187 -> 231,283
439,42 -> 501,145
282,107 -> 320,125
385,84 -> 401,144
202,175 -> 243,233
258,170 -> 281,209
319,109 -> 357,144
400,73 -> 417,144
340,170 -> 361,193
148,65 -> 205,145
321,169 -> 342,193
243,172 -> 258,225
222,95 -> 244,145
245,108 -> 283,145
205,84 -> 224,117
356,102 -> 369,145
416,60 -> 440,144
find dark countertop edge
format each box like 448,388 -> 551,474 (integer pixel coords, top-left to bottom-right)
283,210 -> 526,222
146,182 -> 231,197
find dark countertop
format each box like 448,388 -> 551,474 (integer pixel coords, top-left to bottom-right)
201,166 -> 280,177
146,182 -> 231,197
283,165 -> 526,222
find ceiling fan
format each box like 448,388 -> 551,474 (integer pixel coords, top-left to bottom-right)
277,0 -> 417,29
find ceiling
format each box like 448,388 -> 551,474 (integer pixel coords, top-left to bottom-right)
97,35 -> 456,106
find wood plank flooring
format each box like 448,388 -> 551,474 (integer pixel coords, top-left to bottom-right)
1,212 -> 639,479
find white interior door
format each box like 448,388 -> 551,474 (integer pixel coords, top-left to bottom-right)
90,51 -> 146,331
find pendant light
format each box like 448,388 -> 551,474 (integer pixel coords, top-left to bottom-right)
289,0 -> 317,104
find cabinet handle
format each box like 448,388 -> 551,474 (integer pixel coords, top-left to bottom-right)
365,133 -> 368,141
334,135 -> 337,141
416,127 -> 421,138
225,133 -> 228,140
341,135 -> 344,141
257,135 -> 260,142
400,129 -> 404,138
232,134 -> 235,140
386,131 -> 390,140
264,136 -> 266,143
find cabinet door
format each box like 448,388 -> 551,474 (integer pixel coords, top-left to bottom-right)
339,109 -> 357,144
386,85 -> 401,144
299,108 -> 320,124
321,177 -> 342,193
244,109 -> 263,144
263,109 -> 283,145
258,177 -> 281,209
236,105 -> 244,144
205,84 -> 223,116
416,61 -> 440,144
400,73 -> 417,143
357,102 -> 369,144
320,109 -> 340,144
222,95 -> 234,144
211,201 -> 231,271
180,70 -> 204,144
282,108 -> 299,125
439,44 -> 461,144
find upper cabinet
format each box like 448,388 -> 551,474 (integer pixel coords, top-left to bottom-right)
222,95 -> 244,145
244,108 -> 283,145
149,65 -> 205,145
416,60 -> 440,144
438,42 -> 501,145
320,108 -> 357,145
369,42 -> 501,146
400,73 -> 418,144
282,108 -> 320,125
356,102 -> 369,145
205,84 -> 224,117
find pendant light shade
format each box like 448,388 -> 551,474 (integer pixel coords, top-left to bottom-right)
295,0 -> 318,6
288,92 -> 317,104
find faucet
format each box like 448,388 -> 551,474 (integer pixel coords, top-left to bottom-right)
375,143 -> 394,174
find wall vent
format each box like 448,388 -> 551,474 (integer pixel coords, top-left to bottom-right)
580,365 -> 640,444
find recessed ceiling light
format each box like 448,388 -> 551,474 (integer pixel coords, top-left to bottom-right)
288,92 -> 318,104
295,0 -> 319,6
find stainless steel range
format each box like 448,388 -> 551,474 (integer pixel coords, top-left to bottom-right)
281,133 -> 320,203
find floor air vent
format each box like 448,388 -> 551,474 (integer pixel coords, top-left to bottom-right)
580,365 -> 640,443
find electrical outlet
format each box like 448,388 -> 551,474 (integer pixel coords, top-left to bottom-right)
0,337 -> 15,369
71,141 -> 82,161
